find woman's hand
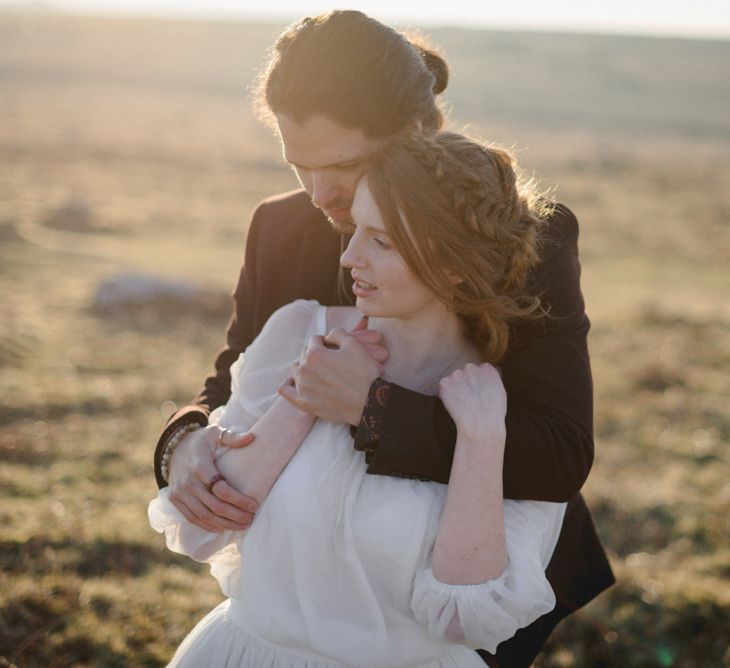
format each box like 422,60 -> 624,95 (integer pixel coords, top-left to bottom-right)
168,425 -> 259,532
438,363 -> 507,446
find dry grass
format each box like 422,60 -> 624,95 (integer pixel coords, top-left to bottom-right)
1,11 -> 729,667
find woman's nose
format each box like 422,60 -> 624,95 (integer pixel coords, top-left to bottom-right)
340,234 -> 364,269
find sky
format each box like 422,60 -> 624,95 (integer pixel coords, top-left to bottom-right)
2,0 -> 730,39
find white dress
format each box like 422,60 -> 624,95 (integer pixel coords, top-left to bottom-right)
149,300 -> 567,668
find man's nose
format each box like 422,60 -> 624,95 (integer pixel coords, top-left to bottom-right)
310,171 -> 338,209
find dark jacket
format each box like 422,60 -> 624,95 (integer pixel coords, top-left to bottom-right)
154,189 -> 614,667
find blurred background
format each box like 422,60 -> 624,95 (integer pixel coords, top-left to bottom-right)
1,1 -> 729,666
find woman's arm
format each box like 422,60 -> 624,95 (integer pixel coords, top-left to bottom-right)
410,363 -> 565,652
431,364 -> 508,586
150,396 -> 315,563
214,396 -> 315,503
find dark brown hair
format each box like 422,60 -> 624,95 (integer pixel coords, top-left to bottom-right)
256,10 -> 449,137
366,132 -> 552,363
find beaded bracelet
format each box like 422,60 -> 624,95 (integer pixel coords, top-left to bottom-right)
160,422 -> 202,483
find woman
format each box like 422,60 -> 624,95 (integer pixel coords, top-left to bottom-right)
149,131 -> 566,667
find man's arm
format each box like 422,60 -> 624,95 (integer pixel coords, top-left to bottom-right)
352,204 -> 593,502
153,190 -> 347,531
152,209 -> 263,489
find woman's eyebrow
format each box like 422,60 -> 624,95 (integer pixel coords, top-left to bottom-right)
364,225 -> 390,236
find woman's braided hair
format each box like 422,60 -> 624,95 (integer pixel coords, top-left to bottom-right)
366,131 -> 552,363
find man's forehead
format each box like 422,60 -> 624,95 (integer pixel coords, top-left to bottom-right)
277,113 -> 383,169
282,136 -> 378,170
283,146 -> 371,171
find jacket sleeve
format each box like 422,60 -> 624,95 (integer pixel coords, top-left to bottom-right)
153,203 -> 268,488
358,205 -> 594,502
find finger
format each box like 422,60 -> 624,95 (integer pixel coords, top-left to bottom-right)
212,482 -> 259,517
307,334 -> 329,351
480,362 -> 502,377
349,316 -> 369,333
221,431 -> 255,449
191,459 -> 221,487
279,376 -> 295,391
218,427 -> 255,449
278,381 -> 306,410
187,495 -> 245,532
348,329 -> 389,362
205,485 -> 258,526
301,335 -> 334,358
290,361 -> 301,384
322,327 -> 349,349
172,496 -> 224,533
360,342 -> 389,363
177,474 -> 256,530
350,328 -> 381,344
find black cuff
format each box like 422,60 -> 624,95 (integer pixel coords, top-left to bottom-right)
352,379 -> 457,483
352,378 -> 391,464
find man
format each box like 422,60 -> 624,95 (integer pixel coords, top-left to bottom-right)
153,11 -> 613,666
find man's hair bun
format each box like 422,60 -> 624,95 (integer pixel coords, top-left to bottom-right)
409,37 -> 449,94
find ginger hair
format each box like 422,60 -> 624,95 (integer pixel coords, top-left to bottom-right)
365,132 -> 552,363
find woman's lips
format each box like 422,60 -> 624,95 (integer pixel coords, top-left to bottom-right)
352,278 -> 377,298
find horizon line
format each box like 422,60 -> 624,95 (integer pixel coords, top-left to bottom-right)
2,4 -> 729,42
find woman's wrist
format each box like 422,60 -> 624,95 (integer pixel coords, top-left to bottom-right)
454,424 -> 506,457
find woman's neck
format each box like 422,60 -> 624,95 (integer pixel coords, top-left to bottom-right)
369,307 -> 480,395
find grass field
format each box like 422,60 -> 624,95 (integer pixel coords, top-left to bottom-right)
1,10 -> 729,667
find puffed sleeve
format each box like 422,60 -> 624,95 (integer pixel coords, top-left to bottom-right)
148,300 -> 322,590
217,298 -> 322,425
410,499 -> 566,652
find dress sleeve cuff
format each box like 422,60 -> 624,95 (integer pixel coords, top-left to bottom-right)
411,561 -> 556,652
410,499 -> 565,651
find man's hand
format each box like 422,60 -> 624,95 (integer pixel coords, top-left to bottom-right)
278,318 -> 388,425
168,425 -> 259,532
